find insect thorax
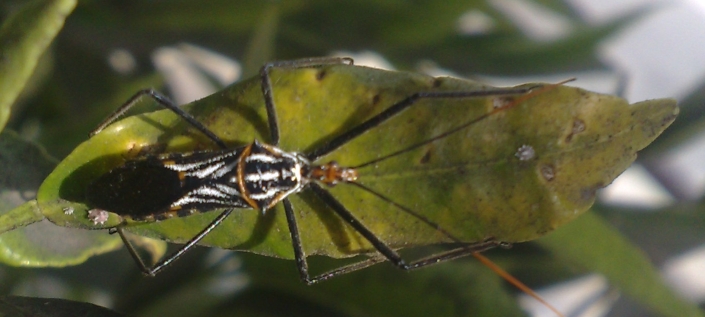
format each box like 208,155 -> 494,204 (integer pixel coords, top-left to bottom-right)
238,141 -> 307,211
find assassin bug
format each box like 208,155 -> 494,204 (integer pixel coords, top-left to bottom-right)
86,57 -> 568,314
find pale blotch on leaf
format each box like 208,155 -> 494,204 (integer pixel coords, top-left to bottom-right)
515,145 -> 536,161
540,165 -> 555,181
62,207 -> 74,215
573,119 -> 586,134
88,209 -> 109,225
492,97 -> 512,109
565,118 -> 586,143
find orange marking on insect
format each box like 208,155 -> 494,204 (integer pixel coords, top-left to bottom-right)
309,161 -> 358,186
236,143 -> 259,209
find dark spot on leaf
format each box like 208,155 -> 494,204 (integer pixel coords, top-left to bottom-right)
457,166 -> 467,176
661,113 -> 678,127
540,164 -> 555,181
433,78 -> 443,88
420,149 -> 432,164
316,69 -> 326,81
372,93 -> 381,105
581,182 -> 603,202
581,187 -> 596,202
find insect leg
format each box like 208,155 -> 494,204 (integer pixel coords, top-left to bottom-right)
116,208 -> 235,276
113,226 -> 152,274
259,57 -> 354,146
282,198 -> 312,283
305,183 -> 409,274
91,89 -> 227,149
283,189 -> 392,284
306,87 -> 532,161
298,183 -> 504,283
311,240 -> 503,283
406,241 -> 508,269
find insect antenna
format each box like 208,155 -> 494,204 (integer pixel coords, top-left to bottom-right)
351,78 -> 576,169
306,88 -> 531,162
348,182 -> 459,240
348,175 -> 565,317
337,79 -> 576,317
473,252 -> 565,317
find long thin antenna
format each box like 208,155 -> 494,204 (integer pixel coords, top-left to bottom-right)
473,252 -> 565,317
340,79 -> 577,316
307,88 -> 530,162
352,79 -> 576,169
348,180 -> 564,317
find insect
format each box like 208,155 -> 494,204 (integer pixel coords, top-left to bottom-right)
85,57 -> 571,314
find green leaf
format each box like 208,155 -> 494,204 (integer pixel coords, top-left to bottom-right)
241,2 -> 280,78
0,129 -> 50,235
538,212 -> 705,317
0,201 -> 43,235
0,295 -> 126,317
597,204 -> 705,258
0,0 -> 77,130
0,130 -> 121,266
36,64 -> 676,262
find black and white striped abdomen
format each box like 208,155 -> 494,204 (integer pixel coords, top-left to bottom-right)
86,147 -> 251,221
161,148 -> 251,216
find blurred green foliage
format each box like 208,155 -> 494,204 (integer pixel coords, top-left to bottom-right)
0,1 -> 704,317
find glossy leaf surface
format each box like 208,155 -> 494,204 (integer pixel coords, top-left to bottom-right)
35,64 -> 677,260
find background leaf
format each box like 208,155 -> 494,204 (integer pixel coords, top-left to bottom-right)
539,213 -> 703,317
0,295 -> 126,317
0,0 -> 76,130
0,130 -> 122,267
0,1 -> 703,317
